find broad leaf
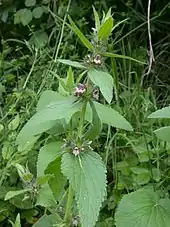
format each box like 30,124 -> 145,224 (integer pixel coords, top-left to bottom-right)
115,188 -> 170,227
5,189 -> 30,201
37,141 -> 63,177
25,0 -> 36,7
68,16 -> 93,51
57,59 -> 87,69
86,102 -> 133,131
16,97 -> 81,144
84,100 -> 102,140
36,183 -> 57,207
29,30 -> 48,48
101,52 -> 146,65
32,6 -> 43,19
98,17 -> 113,41
32,214 -> 58,227
14,9 -> 33,26
88,69 -> 113,104
61,151 -> 107,227
154,126 -> 170,142
148,106 -> 170,118
45,157 -> 66,201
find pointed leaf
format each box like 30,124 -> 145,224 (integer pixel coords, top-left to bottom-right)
92,6 -> 100,31
86,102 -> 133,131
32,214 -> 58,227
98,17 -> 113,41
45,157 -> 66,201
37,141 -> 63,177
88,69 -> 113,104
57,59 -> 87,69
5,189 -> 30,201
154,126 -> 170,142
115,188 -> 170,227
16,97 -> 81,144
148,106 -> 170,118
84,101 -> 102,140
61,151 -> 107,227
68,16 -> 93,51
101,52 -> 146,64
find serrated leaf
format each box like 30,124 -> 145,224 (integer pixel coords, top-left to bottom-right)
154,126 -> 170,142
84,101 -> 102,140
37,141 -> 63,177
86,102 -> 133,131
5,189 -> 30,201
36,183 -> 57,207
68,16 -> 93,51
98,17 -> 113,41
45,157 -> 66,201
101,52 -> 146,65
115,188 -> 170,227
32,214 -> 58,227
148,106 -> 170,118
88,69 -> 113,104
57,59 -> 87,69
32,6 -> 43,18
61,151 -> 107,227
25,0 -> 36,7
16,97 -> 81,145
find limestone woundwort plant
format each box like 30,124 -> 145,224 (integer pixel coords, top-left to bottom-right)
4,7 -> 144,227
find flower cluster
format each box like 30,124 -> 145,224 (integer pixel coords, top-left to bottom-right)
86,54 -> 102,66
74,83 -> 86,97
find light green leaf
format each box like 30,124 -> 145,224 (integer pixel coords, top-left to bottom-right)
86,102 -> 133,131
36,183 -> 57,207
25,0 -> 36,7
32,6 -> 43,18
57,59 -> 87,69
29,30 -> 48,48
14,9 -> 33,26
88,69 -> 113,104
10,213 -> 21,227
36,175 -> 52,185
84,100 -> 102,140
5,189 -> 30,201
32,214 -> 58,227
61,151 -> 107,227
154,126 -> 170,142
101,52 -> 146,65
16,97 -> 81,145
148,106 -> 170,118
115,188 -> 170,227
8,114 -> 20,131
45,157 -> 66,201
67,67 -> 75,94
68,15 -> 93,51
92,6 -> 100,31
98,17 -> 113,41
37,141 -> 63,177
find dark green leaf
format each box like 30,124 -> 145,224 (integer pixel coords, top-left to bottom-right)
32,6 -> 43,18
25,0 -> 36,7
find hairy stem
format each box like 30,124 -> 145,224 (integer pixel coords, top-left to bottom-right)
64,184 -> 73,223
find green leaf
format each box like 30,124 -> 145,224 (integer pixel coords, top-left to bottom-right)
88,69 -> 113,104
148,106 -> 170,118
32,6 -> 43,18
98,17 -> 113,41
36,175 -> 52,185
37,141 -> 63,177
115,188 -> 170,227
29,30 -> 48,48
8,114 -> 20,131
16,97 -> 81,145
68,15 -> 93,51
67,67 -> 75,94
5,189 -> 30,201
101,52 -> 146,65
92,6 -> 100,31
154,126 -> 170,142
36,183 -> 57,207
14,9 -> 33,26
84,101 -> 102,140
32,214 -> 58,227
25,0 -> 36,7
61,151 -> 107,227
10,214 -> 21,227
45,157 -> 66,201
86,102 -> 133,131
57,59 -> 87,69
